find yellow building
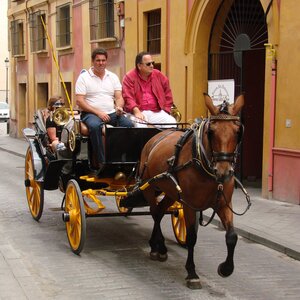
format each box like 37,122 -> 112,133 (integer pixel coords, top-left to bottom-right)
7,0 -> 299,204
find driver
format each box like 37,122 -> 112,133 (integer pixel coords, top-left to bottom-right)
75,48 -> 133,174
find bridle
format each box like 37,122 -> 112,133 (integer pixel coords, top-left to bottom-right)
208,114 -> 244,166
193,114 -> 244,179
135,112 -> 250,216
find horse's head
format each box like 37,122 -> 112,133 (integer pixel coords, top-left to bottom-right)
203,93 -> 244,183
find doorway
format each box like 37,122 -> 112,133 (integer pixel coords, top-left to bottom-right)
208,0 -> 268,186
18,83 -> 27,137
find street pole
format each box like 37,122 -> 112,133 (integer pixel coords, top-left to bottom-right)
4,57 -> 9,104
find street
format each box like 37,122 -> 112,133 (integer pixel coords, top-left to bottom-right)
0,135 -> 299,299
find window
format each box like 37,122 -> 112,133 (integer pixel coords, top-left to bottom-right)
29,11 -> 46,52
56,3 -> 71,47
147,9 -> 161,54
11,19 -> 24,56
89,0 -> 114,40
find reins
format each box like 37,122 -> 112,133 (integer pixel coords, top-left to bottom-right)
123,112 -> 189,129
136,116 -> 251,224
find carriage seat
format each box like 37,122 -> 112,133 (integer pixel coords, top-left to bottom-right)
79,121 -> 89,136
79,119 -> 112,137
36,108 -> 49,133
37,108 -> 110,139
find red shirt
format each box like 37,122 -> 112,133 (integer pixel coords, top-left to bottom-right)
122,69 -> 173,114
138,74 -> 160,112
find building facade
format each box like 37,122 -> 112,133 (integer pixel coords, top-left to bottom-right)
7,0 -> 299,205
0,1 -> 9,102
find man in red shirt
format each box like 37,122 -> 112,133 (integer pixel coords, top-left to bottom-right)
122,52 -> 176,127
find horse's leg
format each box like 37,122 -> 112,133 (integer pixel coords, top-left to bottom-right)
184,207 -> 202,289
217,204 -> 237,277
148,193 -> 174,262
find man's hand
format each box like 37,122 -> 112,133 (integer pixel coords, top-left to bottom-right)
115,106 -> 124,116
132,107 -> 145,121
97,111 -> 110,122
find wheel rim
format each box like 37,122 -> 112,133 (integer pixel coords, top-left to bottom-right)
68,130 -> 76,152
25,148 -> 44,220
171,208 -> 186,246
65,180 -> 86,254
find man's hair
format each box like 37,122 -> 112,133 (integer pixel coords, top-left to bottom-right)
91,48 -> 108,60
135,51 -> 150,68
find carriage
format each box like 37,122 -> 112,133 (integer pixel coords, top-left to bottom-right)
23,106 -> 187,255
23,94 -> 251,289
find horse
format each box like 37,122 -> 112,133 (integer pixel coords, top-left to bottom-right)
137,93 -> 244,289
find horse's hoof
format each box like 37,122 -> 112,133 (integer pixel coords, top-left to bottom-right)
217,262 -> 234,277
186,278 -> 202,289
157,253 -> 168,262
150,252 -> 159,260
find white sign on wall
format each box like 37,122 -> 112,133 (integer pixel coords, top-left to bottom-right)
208,79 -> 235,106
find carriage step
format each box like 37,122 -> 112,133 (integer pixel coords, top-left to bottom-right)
119,191 -> 149,208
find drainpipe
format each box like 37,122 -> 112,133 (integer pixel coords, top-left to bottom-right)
265,44 -> 277,192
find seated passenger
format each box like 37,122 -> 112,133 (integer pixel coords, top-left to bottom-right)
122,51 -> 177,128
46,95 -> 66,153
75,48 -> 133,174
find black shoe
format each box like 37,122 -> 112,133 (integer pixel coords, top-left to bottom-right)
96,163 -> 105,177
89,163 -> 105,177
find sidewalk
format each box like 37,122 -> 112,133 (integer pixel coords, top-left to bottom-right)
0,135 -> 299,261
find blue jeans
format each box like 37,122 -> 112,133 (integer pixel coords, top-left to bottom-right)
81,112 -> 133,165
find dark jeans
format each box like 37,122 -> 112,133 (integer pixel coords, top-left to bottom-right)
81,112 -> 133,165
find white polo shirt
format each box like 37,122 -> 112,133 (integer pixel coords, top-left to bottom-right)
75,67 -> 122,114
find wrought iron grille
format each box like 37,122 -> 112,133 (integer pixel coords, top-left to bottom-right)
56,3 -> 71,47
147,9 -> 161,54
11,19 -> 24,56
89,0 -> 114,40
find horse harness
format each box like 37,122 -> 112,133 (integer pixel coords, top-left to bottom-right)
138,116 -> 250,221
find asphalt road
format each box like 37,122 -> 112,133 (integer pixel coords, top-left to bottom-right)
0,139 -> 299,299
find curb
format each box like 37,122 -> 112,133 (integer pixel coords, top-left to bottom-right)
203,215 -> 300,261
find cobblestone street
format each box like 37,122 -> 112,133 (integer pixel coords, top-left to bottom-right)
0,142 -> 299,299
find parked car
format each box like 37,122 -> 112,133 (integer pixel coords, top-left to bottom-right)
0,102 -> 10,122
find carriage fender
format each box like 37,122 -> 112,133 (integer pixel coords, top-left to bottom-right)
23,128 -> 45,182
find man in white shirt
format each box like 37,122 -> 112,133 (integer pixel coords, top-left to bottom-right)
76,48 -> 133,173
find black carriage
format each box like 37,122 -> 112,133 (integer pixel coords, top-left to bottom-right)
23,109 -> 186,254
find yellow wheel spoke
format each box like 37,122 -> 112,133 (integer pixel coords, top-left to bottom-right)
172,209 -> 187,246
25,148 -> 44,221
65,180 -> 86,254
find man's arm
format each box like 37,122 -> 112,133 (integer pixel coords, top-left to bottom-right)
162,76 -> 174,113
122,74 -> 139,113
76,94 -> 111,122
122,74 -> 145,120
114,90 -> 125,115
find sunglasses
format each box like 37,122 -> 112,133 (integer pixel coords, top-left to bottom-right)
143,61 -> 155,66
53,101 -> 65,108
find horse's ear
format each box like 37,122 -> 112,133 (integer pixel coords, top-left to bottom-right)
203,93 -> 218,115
231,93 -> 245,115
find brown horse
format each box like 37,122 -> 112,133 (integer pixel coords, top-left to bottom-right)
138,93 -> 244,289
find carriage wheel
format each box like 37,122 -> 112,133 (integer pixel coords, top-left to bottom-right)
25,147 -> 44,221
171,207 -> 187,247
68,129 -> 76,152
115,195 -> 133,214
64,179 -> 86,254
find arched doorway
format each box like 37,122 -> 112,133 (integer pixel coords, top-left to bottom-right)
208,0 -> 268,186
